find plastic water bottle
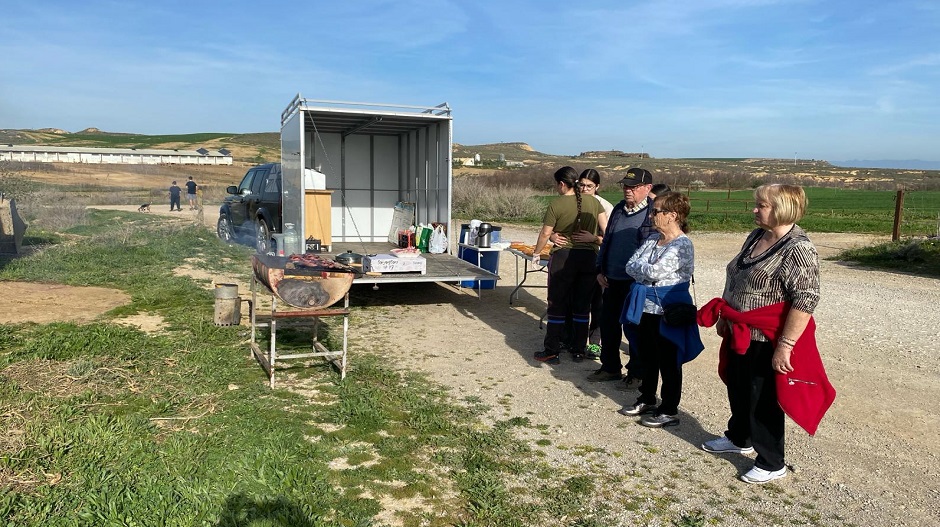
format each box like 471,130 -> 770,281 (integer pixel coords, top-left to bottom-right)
283,223 -> 300,256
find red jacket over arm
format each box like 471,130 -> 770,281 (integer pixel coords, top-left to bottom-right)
698,298 -> 836,436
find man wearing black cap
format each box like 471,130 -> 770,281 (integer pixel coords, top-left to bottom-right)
588,167 -> 655,384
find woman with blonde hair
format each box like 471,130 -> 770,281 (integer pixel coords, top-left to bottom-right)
698,183 -> 834,484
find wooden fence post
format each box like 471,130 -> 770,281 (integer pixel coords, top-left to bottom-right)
892,190 -> 905,241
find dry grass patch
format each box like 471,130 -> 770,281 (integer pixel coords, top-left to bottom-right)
1,359 -> 140,399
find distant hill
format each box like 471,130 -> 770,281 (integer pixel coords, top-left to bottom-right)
0,128 -> 280,164
4,128 -> 939,189
832,160 -> 940,171
453,142 -> 558,162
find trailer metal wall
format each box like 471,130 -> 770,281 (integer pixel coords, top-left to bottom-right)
280,98 -> 452,255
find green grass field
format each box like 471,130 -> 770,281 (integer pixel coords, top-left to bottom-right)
590,187 -> 940,236
0,211 -> 617,526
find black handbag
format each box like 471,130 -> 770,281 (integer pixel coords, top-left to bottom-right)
654,276 -> 698,327
662,302 -> 698,326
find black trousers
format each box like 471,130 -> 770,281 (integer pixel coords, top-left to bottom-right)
563,280 -> 603,349
544,249 -> 596,354
598,278 -> 635,374
725,340 -> 786,471
634,313 -> 682,415
588,281 -> 602,346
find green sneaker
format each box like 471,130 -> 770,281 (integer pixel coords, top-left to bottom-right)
585,344 -> 602,360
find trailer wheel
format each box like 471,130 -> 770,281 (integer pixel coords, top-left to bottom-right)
255,219 -> 271,254
217,216 -> 235,243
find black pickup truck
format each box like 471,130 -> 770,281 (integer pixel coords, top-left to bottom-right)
216,163 -> 282,253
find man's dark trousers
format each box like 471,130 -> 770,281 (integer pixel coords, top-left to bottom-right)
598,278 -> 634,374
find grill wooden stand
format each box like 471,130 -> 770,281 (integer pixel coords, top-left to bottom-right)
250,273 -> 350,388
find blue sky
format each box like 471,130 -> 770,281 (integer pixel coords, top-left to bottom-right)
1,0 -> 938,162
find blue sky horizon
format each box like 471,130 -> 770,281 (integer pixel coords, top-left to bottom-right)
2,1 -> 938,165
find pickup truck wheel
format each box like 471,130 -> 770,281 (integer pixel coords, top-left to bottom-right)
255,219 -> 271,254
217,216 -> 235,243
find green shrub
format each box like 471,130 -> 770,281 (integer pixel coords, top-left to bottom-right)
453,178 -> 544,221
835,238 -> 940,276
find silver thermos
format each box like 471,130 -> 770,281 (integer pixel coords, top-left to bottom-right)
476,223 -> 493,248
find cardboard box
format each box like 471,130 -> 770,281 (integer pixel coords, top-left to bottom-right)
363,254 -> 427,274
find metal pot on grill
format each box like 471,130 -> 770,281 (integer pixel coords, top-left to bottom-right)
335,250 -> 363,266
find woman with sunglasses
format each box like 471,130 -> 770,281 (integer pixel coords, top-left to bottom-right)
698,184 -> 830,485
531,166 -> 608,364
618,191 -> 703,428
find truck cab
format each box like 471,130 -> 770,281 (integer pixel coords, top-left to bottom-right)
217,162 -> 282,253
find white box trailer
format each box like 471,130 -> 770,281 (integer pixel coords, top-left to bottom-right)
279,95 -> 497,286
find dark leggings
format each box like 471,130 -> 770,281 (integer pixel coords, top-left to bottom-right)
544,249 -> 597,354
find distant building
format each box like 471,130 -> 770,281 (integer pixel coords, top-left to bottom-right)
579,150 -> 649,159
0,145 -> 233,165
454,154 -> 525,168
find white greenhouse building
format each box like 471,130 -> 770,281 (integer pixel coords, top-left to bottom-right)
0,145 -> 233,165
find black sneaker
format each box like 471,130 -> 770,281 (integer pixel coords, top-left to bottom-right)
534,351 -> 560,364
587,368 -> 622,382
571,352 -> 585,363
615,375 -> 642,391
618,401 -> 657,416
640,413 -> 680,428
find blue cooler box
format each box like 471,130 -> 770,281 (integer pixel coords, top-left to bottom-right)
458,242 -> 500,289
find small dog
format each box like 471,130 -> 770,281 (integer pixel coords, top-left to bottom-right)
138,203 -> 151,212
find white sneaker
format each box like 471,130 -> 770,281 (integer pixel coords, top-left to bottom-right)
740,465 -> 787,484
701,436 -> 754,454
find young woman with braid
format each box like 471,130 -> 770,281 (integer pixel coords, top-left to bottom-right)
551,168 -> 614,359
531,166 -> 608,363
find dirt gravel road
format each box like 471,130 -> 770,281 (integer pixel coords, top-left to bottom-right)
344,226 -> 939,526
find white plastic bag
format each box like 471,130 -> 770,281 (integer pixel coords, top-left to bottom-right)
429,225 -> 449,254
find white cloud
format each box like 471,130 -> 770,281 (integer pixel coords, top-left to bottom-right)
869,53 -> 940,76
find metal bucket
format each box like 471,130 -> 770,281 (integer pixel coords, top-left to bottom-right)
214,283 -> 241,326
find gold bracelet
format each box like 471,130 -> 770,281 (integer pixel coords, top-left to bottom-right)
778,336 -> 797,347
